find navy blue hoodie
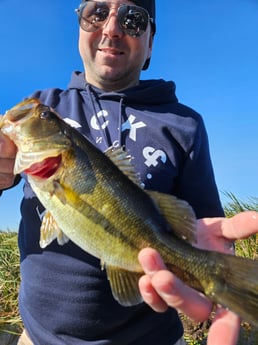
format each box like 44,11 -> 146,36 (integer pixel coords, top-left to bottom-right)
4,72 -> 224,344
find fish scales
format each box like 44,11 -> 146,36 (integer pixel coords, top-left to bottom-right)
29,136 -> 165,270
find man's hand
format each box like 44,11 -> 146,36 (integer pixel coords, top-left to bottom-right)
138,211 -> 258,345
0,129 -> 17,189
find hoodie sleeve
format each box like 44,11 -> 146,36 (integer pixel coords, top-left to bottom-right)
174,118 -> 224,219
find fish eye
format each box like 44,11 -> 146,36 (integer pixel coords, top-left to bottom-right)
40,111 -> 50,119
39,106 -> 52,120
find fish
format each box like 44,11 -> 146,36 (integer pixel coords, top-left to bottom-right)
1,98 -> 258,327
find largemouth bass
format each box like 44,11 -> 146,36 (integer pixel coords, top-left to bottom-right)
1,98 -> 258,327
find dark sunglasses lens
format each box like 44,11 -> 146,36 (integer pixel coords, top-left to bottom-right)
118,5 -> 149,37
79,1 -> 109,32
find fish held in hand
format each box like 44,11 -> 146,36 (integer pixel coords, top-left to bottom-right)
1,98 -> 258,327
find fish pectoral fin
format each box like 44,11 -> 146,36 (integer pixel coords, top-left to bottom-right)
147,191 -> 197,243
40,211 -> 69,248
106,265 -> 143,306
53,181 -> 67,204
56,230 -> 70,246
105,147 -> 141,187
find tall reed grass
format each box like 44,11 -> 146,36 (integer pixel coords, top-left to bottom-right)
0,231 -> 22,335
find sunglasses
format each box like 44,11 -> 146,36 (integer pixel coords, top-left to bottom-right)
76,1 -> 153,37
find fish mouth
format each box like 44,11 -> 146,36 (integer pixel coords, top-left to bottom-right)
3,98 -> 41,124
0,120 -> 16,139
21,155 -> 62,178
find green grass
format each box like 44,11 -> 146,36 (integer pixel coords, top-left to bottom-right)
0,231 -> 22,335
224,192 -> 258,260
0,193 -> 257,343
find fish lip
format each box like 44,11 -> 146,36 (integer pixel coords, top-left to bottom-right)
3,99 -> 40,125
0,112 -> 33,139
1,122 -> 14,135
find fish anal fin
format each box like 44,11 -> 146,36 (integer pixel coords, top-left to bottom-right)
105,265 -> 143,306
40,211 -> 69,248
147,191 -> 197,244
105,147 -> 141,187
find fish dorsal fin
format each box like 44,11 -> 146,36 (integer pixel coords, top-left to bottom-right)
40,211 -> 69,248
147,191 -> 197,244
105,147 -> 141,186
105,265 -> 143,306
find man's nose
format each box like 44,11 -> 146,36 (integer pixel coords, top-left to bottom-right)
102,12 -> 124,38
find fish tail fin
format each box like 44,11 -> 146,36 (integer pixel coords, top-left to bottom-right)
206,252 -> 258,327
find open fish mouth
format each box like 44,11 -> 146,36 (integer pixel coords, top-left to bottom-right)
0,99 -> 39,130
0,119 -> 16,136
24,155 -> 62,178
14,151 -> 63,175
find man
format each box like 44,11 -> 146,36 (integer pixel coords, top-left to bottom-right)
0,1 -> 256,344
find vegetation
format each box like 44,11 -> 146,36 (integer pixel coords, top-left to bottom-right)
0,232 -> 22,329
0,231 -> 22,343
224,192 -> 258,260
0,193 -> 257,344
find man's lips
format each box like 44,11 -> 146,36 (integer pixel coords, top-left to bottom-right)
98,48 -> 124,55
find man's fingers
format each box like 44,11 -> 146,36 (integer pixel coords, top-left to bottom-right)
0,131 -> 17,188
0,172 -> 16,189
222,211 -> 258,240
138,247 -> 167,274
138,274 -> 168,312
138,248 -> 213,322
0,157 -> 15,174
207,308 -> 241,345
0,131 -> 17,158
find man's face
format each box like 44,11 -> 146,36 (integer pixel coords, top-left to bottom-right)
78,0 -> 153,91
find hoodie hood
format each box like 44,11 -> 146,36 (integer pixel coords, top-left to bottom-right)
68,71 -> 178,105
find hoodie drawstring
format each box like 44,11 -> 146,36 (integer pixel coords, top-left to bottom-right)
86,84 -> 124,150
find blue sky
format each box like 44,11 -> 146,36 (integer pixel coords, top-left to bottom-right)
0,0 -> 258,230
